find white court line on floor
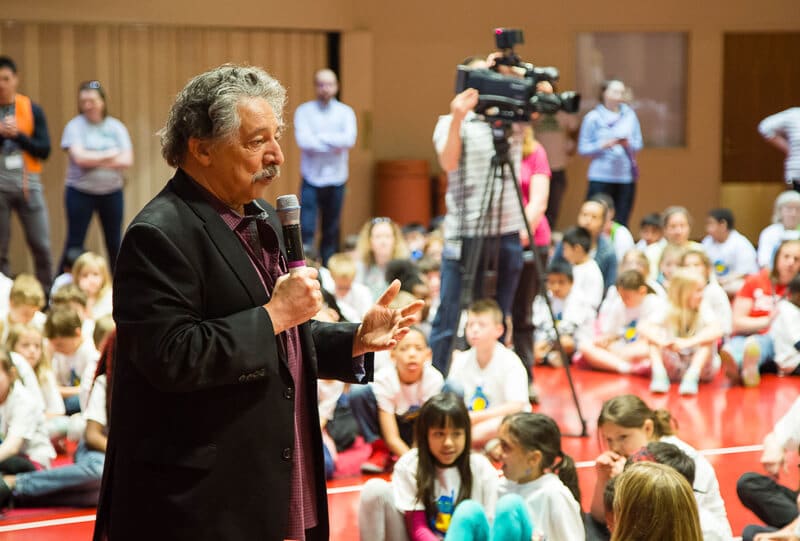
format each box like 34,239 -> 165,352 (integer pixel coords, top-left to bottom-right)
0,443 -> 767,531
328,443 -> 765,495
0,514 -> 95,532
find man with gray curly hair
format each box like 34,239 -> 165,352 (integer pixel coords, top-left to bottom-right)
94,64 -> 422,541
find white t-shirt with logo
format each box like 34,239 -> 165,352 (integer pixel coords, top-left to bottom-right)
448,343 -> 531,413
701,230 -> 758,280
392,448 -> 498,535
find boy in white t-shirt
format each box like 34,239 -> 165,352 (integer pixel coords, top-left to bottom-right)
44,305 -> 100,416
533,260 -> 595,367
447,299 -> 531,449
561,226 -> 605,312
701,208 -> 759,297
350,327 -> 444,474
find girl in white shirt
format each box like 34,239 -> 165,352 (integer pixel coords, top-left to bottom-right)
640,269 -> 723,395
0,349 -> 56,476
581,269 -> 665,374
445,412 -> 584,541
358,392 -> 498,541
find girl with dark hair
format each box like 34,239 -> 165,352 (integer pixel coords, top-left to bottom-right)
444,412 -> 584,541
358,392 -> 498,541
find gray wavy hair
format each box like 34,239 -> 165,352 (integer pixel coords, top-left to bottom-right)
160,64 -> 286,167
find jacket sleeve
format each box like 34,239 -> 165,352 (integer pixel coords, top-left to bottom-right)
14,103 -> 51,160
113,221 -> 282,393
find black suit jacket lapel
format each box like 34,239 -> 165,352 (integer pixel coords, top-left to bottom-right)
169,169 -> 270,307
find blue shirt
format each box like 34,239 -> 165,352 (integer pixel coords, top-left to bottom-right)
578,104 -> 643,184
293,98 -> 357,187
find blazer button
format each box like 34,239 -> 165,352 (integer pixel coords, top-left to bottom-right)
238,375 -> 246,383
284,387 -> 294,400
282,447 -> 292,460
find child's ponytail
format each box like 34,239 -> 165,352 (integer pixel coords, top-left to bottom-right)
502,412 -> 581,503
552,451 -> 581,503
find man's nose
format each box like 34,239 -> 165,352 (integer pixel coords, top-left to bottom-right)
265,142 -> 285,165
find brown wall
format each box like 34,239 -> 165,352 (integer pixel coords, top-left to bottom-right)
3,0 -> 799,278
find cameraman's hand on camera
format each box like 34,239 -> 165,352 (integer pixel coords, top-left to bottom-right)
263,267 -> 323,335
450,88 -> 479,120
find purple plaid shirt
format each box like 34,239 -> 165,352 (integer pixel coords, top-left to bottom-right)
198,185 -> 317,540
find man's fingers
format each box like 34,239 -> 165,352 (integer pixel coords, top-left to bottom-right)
375,279 -> 401,307
400,299 -> 426,317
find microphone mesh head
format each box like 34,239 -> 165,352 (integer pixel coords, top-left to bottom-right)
276,194 -> 301,225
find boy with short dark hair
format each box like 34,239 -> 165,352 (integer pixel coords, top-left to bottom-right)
562,226 -> 605,311
635,212 -> 665,251
701,207 -> 758,296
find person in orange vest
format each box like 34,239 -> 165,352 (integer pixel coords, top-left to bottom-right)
0,56 -> 52,292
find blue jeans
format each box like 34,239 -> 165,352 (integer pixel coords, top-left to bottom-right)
13,440 -> 104,506
724,334 -> 775,368
430,234 -> 523,375
61,187 -> 124,274
300,179 -> 345,266
587,180 -> 636,227
0,186 -> 53,291
445,494 -> 532,541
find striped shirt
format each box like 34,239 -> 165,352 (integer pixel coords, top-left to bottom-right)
759,107 -> 800,183
433,113 -> 525,239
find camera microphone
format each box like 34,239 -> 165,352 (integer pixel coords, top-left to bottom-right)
276,194 -> 306,272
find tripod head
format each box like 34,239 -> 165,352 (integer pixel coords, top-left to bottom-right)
487,118 -> 514,164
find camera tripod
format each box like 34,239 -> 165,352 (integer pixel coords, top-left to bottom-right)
445,118 -> 588,438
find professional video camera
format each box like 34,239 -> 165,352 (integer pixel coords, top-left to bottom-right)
455,28 -> 580,122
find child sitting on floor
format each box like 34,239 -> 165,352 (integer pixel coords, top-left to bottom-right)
350,327 -> 444,474
640,269 -> 723,395
533,260 -> 595,367
580,270 -> 665,375
447,300 -> 530,449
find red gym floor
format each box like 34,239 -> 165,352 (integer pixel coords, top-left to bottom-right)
1,365 -> 798,540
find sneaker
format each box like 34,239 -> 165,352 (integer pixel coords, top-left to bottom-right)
649,372 -> 671,394
360,439 -> 392,474
741,339 -> 761,387
719,346 -> 742,386
678,375 -> 699,396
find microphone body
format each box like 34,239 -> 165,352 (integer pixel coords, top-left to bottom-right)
276,194 -> 306,272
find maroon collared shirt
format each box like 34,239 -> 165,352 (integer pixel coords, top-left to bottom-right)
199,186 -> 317,539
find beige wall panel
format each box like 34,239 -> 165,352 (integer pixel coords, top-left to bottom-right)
3,21 -> 326,277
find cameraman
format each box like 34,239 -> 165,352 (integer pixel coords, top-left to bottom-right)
429,55 -> 529,375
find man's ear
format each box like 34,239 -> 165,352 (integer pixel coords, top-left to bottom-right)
187,137 -> 213,167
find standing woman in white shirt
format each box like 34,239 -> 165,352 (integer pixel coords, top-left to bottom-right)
59,81 -> 133,274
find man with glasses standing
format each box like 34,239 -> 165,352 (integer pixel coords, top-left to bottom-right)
0,56 -> 52,291
294,69 -> 357,266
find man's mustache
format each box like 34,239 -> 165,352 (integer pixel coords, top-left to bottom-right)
253,165 -> 280,182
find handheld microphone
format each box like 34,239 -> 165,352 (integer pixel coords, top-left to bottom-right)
276,194 -> 306,272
